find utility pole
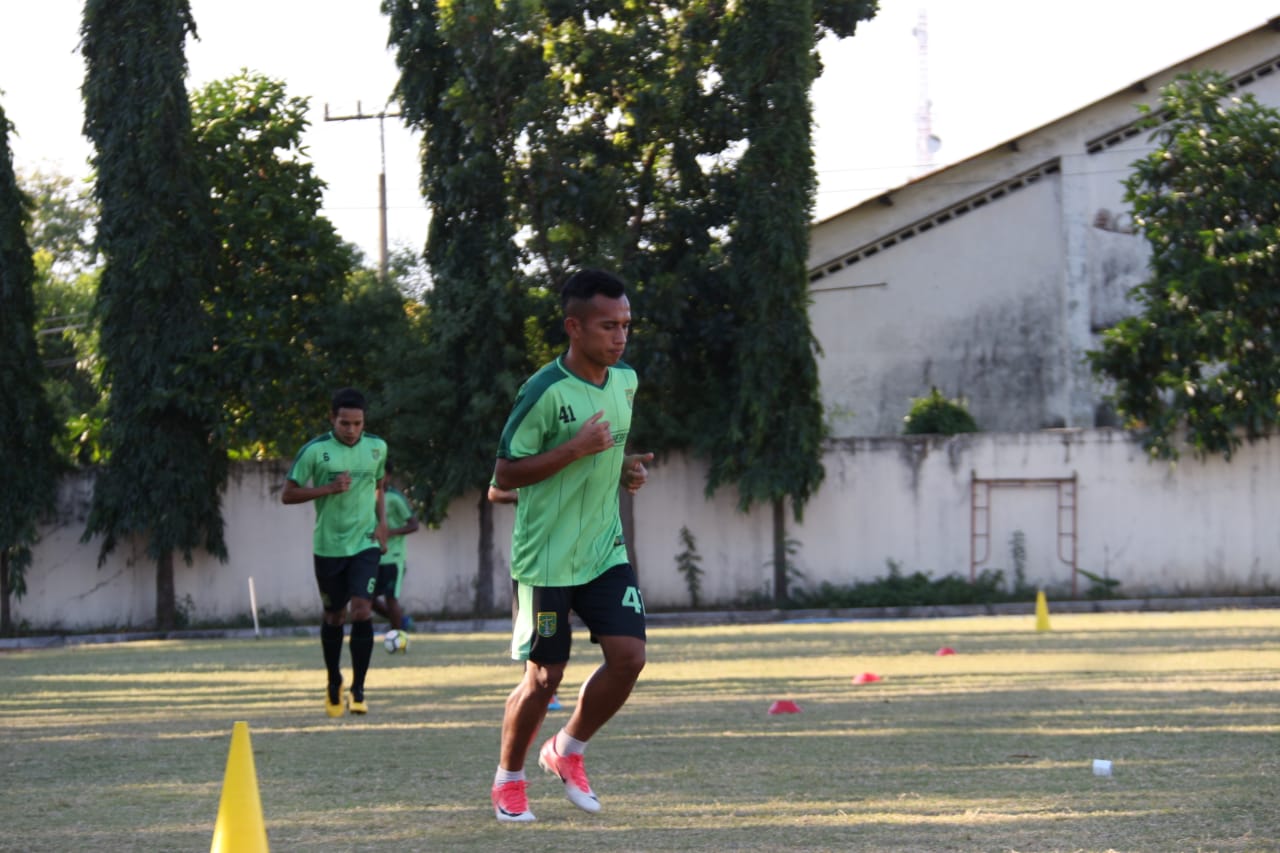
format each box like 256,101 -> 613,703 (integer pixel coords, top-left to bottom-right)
323,101 -> 401,280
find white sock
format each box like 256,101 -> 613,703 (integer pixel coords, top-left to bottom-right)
494,767 -> 525,785
555,729 -> 588,756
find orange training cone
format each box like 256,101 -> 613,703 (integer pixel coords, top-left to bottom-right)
1035,590 -> 1051,632
851,672 -> 881,684
767,700 -> 801,714
935,647 -> 957,656
211,721 -> 269,853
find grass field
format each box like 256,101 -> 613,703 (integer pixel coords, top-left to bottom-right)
2,609 -> 1278,852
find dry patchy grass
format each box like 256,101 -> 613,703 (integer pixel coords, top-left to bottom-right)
1,610 -> 1278,852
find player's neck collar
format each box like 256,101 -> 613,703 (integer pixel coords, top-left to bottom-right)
559,353 -> 609,388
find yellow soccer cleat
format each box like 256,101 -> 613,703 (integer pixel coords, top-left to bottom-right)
325,682 -> 345,718
346,691 -> 368,715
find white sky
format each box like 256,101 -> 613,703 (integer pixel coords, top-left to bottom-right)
1,1 -> 1277,262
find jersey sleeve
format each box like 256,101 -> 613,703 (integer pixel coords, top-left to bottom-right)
286,443 -> 316,486
498,381 -> 557,460
387,491 -> 412,528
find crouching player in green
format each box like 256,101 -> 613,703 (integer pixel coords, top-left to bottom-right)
489,269 -> 654,822
282,387 -> 388,717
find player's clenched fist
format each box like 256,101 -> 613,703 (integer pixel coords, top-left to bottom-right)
574,410 -> 616,455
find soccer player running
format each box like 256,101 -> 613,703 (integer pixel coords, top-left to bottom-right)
372,460 -> 420,637
490,269 -> 654,823
282,387 -> 389,717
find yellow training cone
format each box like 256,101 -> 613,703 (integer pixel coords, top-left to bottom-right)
1035,590 -> 1051,632
211,721 -> 269,853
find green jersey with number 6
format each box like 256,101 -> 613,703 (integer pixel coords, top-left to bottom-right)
497,355 -> 637,586
286,431 -> 387,558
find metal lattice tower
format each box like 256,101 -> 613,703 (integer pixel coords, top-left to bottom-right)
912,8 -> 939,173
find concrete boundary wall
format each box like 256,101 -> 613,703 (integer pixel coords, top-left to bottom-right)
16,428 -> 1278,631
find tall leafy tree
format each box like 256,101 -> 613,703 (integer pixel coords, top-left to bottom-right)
1089,71 -> 1280,460
384,0 -> 874,607
80,0 -> 227,629
385,0 -> 542,612
714,0 -> 875,601
508,2 -> 739,456
190,71 -> 358,458
498,2 -> 744,568
0,100 -> 64,633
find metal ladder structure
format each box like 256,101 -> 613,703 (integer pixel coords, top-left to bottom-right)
970,471 -> 1079,597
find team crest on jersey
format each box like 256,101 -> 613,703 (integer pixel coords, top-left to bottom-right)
372,449 -> 381,459
537,612 -> 557,637
625,388 -> 635,409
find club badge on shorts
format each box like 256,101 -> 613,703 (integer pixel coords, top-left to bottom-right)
537,612 -> 557,637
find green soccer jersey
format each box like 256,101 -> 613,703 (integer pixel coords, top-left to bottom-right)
497,355 -> 637,586
286,431 -> 387,557
382,487 -> 413,571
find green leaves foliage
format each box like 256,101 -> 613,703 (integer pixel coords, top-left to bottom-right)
190,71 -> 358,459
21,172 -> 108,466
385,1 -> 870,519
1088,71 -> 1280,460
80,0 -> 228,570
704,0 -> 877,519
903,387 -> 978,436
0,101 -> 64,600
385,0 -> 538,525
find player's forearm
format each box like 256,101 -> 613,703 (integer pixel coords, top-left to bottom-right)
493,443 -> 585,490
280,481 -> 339,504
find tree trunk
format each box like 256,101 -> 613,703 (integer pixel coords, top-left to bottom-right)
620,488 -> 638,578
1,550 -> 10,634
772,497 -> 788,605
475,490 -> 494,615
156,550 -> 175,630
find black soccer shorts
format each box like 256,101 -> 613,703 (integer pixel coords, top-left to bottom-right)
510,563 -> 647,664
313,547 -> 381,613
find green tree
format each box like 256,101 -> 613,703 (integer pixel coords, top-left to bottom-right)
22,171 -> 99,276
80,0 -> 228,629
190,71 -> 358,459
386,0 -> 541,613
21,171 -> 107,465
712,0 -> 875,602
1089,70 -> 1280,460
384,1 -> 875,609
329,260 -> 421,425
0,101 -> 64,633
505,2 -> 739,459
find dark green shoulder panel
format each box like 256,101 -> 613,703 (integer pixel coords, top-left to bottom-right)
498,361 -> 569,457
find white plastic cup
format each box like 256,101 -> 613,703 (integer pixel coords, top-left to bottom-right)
1092,759 -> 1113,777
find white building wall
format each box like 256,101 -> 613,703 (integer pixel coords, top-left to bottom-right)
808,23 -> 1280,438
811,173 -> 1069,436
16,431 -> 1279,631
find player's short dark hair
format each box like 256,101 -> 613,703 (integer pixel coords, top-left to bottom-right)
559,268 -> 626,312
331,387 -> 367,414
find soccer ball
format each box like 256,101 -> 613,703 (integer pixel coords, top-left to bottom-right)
383,629 -> 408,654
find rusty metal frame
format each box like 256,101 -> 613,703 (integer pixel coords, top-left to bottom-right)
970,471 -> 1079,597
